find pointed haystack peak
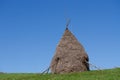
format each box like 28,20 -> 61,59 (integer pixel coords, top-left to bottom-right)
50,28 -> 89,74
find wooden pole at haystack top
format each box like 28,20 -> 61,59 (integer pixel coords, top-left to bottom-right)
66,19 -> 70,30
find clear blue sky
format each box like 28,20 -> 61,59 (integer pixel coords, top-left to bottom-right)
0,0 -> 120,73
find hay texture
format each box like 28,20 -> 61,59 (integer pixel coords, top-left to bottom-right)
50,28 -> 89,74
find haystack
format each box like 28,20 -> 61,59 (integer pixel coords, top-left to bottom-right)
50,28 -> 89,74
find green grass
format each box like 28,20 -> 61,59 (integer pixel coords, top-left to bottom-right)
0,68 -> 120,80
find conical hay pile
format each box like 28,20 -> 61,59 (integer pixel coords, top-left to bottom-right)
50,29 -> 89,74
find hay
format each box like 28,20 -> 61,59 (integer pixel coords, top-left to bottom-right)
50,28 -> 89,74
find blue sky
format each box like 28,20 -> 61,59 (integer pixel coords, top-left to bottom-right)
0,0 -> 120,73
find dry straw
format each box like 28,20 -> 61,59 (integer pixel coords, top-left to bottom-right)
50,28 -> 89,74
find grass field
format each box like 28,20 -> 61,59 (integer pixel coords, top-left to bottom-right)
0,68 -> 120,80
